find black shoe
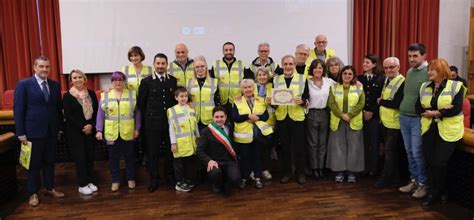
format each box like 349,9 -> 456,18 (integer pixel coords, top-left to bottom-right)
211,184 -> 222,193
421,194 -> 439,210
374,178 -> 391,188
312,170 -> 320,180
318,169 -> 325,179
297,174 -> 306,185
239,179 -> 247,189
280,175 -> 292,184
148,183 -> 158,192
440,192 -> 448,204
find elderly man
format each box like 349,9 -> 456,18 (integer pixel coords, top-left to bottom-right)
309,34 -> 336,62
375,57 -> 405,188
248,42 -> 279,78
168,43 -> 194,87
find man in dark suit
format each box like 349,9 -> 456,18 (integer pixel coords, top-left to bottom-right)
196,106 -> 241,193
13,56 -> 64,207
137,53 -> 177,192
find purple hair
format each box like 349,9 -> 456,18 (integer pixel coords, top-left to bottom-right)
110,71 -> 127,82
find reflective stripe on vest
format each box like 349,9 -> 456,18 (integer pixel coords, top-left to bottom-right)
187,77 -> 218,125
250,62 -> 277,77
233,97 -> 273,143
273,73 -> 306,121
214,60 -> 244,104
329,84 -> 363,131
167,105 -> 197,157
419,80 -> 463,142
380,74 -> 405,129
168,62 -> 194,87
102,89 -> 136,141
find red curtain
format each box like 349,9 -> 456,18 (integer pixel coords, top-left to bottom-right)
0,0 -> 100,106
353,0 -> 439,75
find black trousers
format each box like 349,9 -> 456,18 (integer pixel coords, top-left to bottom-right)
145,130 -> 174,185
363,115 -> 381,174
380,125 -> 401,183
207,160 -> 241,189
238,141 -> 263,179
277,117 -> 305,176
28,134 -> 57,194
68,132 -> 95,187
422,123 -> 457,197
173,155 -> 195,183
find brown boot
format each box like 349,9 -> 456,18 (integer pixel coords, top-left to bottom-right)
45,189 -> 65,198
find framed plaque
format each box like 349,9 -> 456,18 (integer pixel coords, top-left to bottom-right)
271,89 -> 294,105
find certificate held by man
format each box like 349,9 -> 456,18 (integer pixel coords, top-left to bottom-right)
271,88 -> 295,105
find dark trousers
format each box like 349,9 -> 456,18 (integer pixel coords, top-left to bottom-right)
380,125 -> 401,183
262,134 -> 274,171
68,133 -> 95,187
238,141 -> 263,179
278,117 -> 305,176
208,160 -> 241,189
223,102 -> 233,123
108,138 -> 135,182
28,135 -> 57,194
363,116 -> 381,173
173,155 -> 195,183
422,124 -> 457,197
145,130 -> 173,185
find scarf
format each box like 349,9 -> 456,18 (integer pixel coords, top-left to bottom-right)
69,86 -> 93,120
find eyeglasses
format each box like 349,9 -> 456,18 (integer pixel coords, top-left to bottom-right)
383,65 -> 398,70
296,52 -> 309,56
329,64 -> 339,67
258,50 -> 269,53
342,72 -> 353,75
316,41 -> 327,44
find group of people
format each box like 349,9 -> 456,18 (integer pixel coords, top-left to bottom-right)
13,33 -> 467,210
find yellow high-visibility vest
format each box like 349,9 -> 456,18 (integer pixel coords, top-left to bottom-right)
168,61 -> 194,87
419,80 -> 463,142
121,65 -> 153,91
213,59 -> 245,105
254,83 -> 276,126
101,89 -> 136,141
380,74 -> 405,129
233,96 -> 273,144
167,104 -> 197,158
308,48 -> 336,62
273,73 -> 306,122
187,77 -> 218,125
329,84 -> 363,131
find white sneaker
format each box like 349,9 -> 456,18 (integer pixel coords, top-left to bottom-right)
79,186 -> 93,195
249,172 -> 256,180
262,170 -> 272,180
88,183 -> 98,192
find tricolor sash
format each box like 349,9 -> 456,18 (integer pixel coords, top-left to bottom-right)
208,122 -> 236,159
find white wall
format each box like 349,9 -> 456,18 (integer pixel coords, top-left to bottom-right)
438,0 -> 470,77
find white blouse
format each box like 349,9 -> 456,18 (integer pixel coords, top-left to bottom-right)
307,77 -> 334,109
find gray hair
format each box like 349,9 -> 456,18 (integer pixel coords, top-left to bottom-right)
281,55 -> 295,65
326,56 -> 345,67
240,79 -> 256,91
258,42 -> 270,48
384,57 -> 400,66
296,44 -> 310,51
256,66 -> 270,76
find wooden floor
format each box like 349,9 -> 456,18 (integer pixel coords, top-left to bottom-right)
6,162 -> 474,219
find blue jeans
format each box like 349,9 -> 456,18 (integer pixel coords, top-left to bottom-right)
399,114 -> 427,185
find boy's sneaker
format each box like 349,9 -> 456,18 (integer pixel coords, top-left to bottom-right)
249,172 -> 256,181
175,182 -> 191,192
399,180 -> 417,193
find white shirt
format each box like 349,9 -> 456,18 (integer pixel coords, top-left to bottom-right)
307,77 -> 333,109
34,74 -> 49,93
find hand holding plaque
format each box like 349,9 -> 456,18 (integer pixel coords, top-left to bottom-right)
271,88 -> 295,105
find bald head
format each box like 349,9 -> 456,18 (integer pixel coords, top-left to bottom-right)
314,34 -> 328,52
175,43 -> 189,64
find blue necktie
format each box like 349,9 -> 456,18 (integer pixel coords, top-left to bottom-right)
41,81 -> 49,102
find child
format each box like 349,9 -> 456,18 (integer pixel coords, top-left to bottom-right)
167,86 -> 199,192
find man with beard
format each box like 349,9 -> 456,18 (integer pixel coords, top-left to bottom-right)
138,53 -> 177,192
210,42 -> 252,120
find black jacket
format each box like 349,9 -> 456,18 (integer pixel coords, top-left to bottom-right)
137,74 -> 177,131
63,90 -> 98,141
358,74 -> 385,116
196,124 -> 235,164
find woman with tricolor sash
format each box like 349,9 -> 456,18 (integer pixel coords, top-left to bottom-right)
233,79 -> 272,189
196,106 -> 241,193
416,59 -> 464,209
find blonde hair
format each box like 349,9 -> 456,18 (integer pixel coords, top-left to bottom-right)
240,79 -> 255,91
69,69 -> 88,82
